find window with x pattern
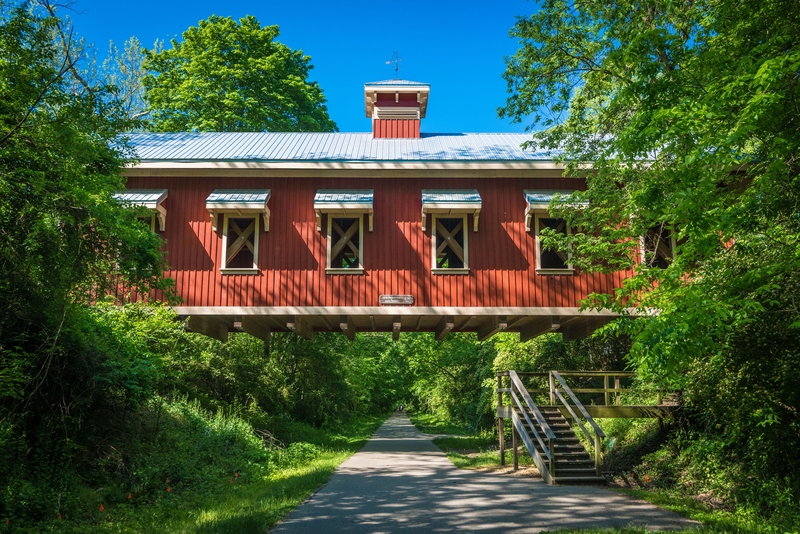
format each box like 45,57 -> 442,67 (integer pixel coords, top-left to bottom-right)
643,225 -> 674,269
433,216 -> 467,270
535,215 -> 572,272
327,217 -> 362,271
222,215 -> 258,271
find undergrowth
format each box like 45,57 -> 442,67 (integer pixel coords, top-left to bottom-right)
1,397 -> 385,533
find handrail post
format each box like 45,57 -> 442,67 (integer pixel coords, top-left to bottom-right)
594,432 -> 602,477
615,376 -> 621,406
549,371 -> 556,406
604,375 -> 609,406
512,425 -> 519,471
548,439 -> 555,480
498,373 -> 505,466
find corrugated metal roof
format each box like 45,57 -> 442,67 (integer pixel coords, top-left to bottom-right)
524,189 -> 588,205
126,132 -> 554,162
422,189 -> 482,204
206,189 -> 271,206
113,189 -> 167,206
314,190 -> 374,205
364,79 -> 430,86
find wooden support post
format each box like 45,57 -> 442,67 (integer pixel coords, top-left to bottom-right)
512,425 -> 519,471
520,316 -> 560,342
339,315 -> 356,341
435,315 -> 454,341
287,315 -> 313,340
241,317 -> 272,343
188,316 -> 229,343
604,375 -> 610,406
498,374 -> 505,466
615,376 -> 621,406
477,315 -> 507,342
595,432 -> 602,477
392,315 -> 401,341
549,371 -> 556,406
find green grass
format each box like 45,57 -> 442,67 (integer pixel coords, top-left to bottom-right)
406,411 -> 470,435
432,435 -> 537,470
33,414 -> 386,534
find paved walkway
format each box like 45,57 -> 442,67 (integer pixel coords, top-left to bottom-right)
271,413 -> 696,533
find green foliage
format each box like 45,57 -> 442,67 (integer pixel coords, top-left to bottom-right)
502,0 -> 800,521
142,15 -> 337,133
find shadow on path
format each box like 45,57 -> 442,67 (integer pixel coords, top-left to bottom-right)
271,413 -> 696,533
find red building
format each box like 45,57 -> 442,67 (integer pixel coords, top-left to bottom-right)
119,80 -> 631,342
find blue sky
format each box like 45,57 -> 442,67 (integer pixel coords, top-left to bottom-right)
68,0 -> 537,134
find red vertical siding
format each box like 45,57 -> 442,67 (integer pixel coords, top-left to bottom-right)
128,176 -> 631,308
372,119 -> 421,138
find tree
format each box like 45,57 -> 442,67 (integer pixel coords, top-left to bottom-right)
501,0 -> 800,518
102,36 -> 151,121
142,15 -> 337,132
0,0 -> 169,418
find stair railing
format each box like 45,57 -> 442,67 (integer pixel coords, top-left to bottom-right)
508,370 -> 557,483
549,371 -> 606,476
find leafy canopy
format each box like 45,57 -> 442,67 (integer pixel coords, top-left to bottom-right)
501,0 -> 800,384
142,15 -> 337,132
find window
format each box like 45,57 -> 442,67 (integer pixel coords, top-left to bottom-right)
221,215 -> 259,274
421,189 -> 480,275
327,216 -> 363,273
534,214 -> 574,274
643,225 -> 675,268
113,189 -> 168,231
432,215 -> 468,273
137,213 -> 157,232
206,189 -> 270,275
314,189 -> 373,275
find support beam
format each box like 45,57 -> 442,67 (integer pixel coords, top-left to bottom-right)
287,315 -> 313,340
435,315 -> 454,341
188,316 -> 229,343
262,316 -> 286,330
392,315 -> 402,341
519,316 -> 560,342
562,316 -> 613,342
318,315 -> 335,331
340,315 -> 356,341
241,316 -> 272,343
477,315 -> 507,342
414,316 -> 424,331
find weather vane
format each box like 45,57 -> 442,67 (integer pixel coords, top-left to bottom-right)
385,51 -> 402,79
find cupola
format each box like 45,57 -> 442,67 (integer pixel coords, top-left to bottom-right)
364,79 -> 430,138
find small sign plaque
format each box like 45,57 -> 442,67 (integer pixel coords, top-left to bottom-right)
379,295 -> 414,306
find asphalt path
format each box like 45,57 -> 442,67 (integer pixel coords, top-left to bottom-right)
271,412 -> 696,533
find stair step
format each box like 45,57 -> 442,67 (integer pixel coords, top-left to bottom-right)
553,476 -> 607,485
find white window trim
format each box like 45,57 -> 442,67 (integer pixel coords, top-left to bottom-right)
534,213 -> 574,275
326,214 -> 365,274
431,214 -> 469,274
220,213 -> 259,275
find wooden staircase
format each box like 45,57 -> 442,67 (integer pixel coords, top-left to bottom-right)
498,370 -> 608,485
515,406 -> 606,484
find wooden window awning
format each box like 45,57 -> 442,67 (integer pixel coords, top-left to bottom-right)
421,189 -> 482,232
206,189 -> 271,231
314,189 -> 374,231
524,190 -> 588,231
114,189 -> 168,231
